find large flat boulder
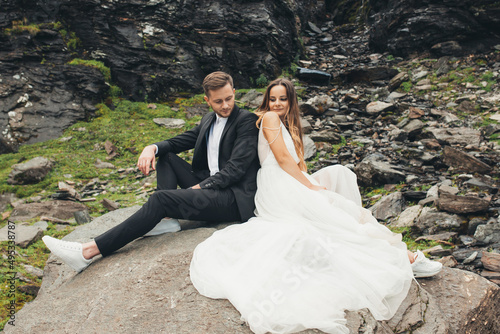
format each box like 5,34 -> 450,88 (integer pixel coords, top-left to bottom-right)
5,207 -> 500,333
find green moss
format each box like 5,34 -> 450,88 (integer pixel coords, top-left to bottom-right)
256,74 -> 269,88
68,59 -> 111,82
3,19 -> 40,36
401,81 -> 413,92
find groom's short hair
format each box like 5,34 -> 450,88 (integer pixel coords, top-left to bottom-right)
203,72 -> 234,97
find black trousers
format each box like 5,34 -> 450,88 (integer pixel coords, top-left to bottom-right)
94,153 -> 241,257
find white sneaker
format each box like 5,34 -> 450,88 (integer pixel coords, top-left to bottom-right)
144,218 -> 181,237
411,250 -> 443,278
42,236 -> 92,273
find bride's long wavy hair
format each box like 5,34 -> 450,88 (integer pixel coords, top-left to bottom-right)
255,78 -> 307,172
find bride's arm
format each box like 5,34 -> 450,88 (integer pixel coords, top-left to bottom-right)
262,112 -> 325,191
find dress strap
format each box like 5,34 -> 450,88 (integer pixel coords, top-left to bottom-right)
262,125 -> 281,145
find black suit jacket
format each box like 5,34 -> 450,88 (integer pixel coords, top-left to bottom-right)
154,105 -> 260,222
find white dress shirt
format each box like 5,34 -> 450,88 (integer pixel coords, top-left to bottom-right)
207,115 -> 228,176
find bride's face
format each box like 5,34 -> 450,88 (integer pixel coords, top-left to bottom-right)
268,85 -> 289,119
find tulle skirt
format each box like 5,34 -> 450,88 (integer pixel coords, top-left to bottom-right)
190,165 -> 413,334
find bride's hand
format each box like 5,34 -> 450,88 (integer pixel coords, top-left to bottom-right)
308,184 -> 327,191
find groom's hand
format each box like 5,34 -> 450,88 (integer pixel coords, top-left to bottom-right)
190,184 -> 201,189
137,145 -> 157,175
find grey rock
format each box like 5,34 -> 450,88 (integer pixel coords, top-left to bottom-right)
412,70 -> 429,82
390,205 -> 423,228
426,127 -> 482,147
415,207 -> 462,234
474,221 -> 500,244
309,130 -> 343,144
402,119 -> 424,138
366,101 -> 394,114
439,184 -> 459,195
33,221 -> 49,231
438,193 -> 490,214
465,178 -> 498,193
74,210 -> 92,224
153,118 -> 186,129
388,72 -> 409,91
300,119 -> 312,134
0,193 -> 17,212
0,224 -> 43,248
369,192 -> 405,221
354,154 -> 406,187
239,89 -> 264,109
303,135 -> 317,160
10,200 -> 88,222
386,91 -> 407,103
296,67 -> 332,85
388,128 -> 408,142
95,158 -> 115,169
442,146 -> 492,173
23,264 -> 44,278
7,157 -> 54,185
302,95 -> 335,115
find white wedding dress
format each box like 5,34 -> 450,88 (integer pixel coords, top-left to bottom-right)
190,121 -> 413,334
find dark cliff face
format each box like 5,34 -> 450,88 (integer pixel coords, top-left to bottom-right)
0,0 -> 322,152
368,0 -> 500,57
7,0 -> 319,99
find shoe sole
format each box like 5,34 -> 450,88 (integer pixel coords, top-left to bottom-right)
413,269 -> 442,278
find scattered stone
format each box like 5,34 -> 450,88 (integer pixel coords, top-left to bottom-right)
17,285 -> 40,296
301,95 -> 335,115
438,193 -> 490,214
10,200 -> 88,222
153,118 -> 186,129
74,210 -> 92,224
354,153 -> 406,187
33,221 -> 49,231
390,205 -> 422,227
296,67 -> 331,85
482,252 -> 500,272
369,192 -> 405,221
415,207 -> 462,234
309,130 -> 343,144
439,255 -> 458,268
7,157 -> 54,185
415,232 -> 457,244
474,221 -> 500,244
23,264 -> 44,278
408,106 -> 425,119
303,135 -> 316,160
427,127 -> 482,146
40,216 -> 71,224
239,89 -> 264,109
442,146 -> 492,173
366,101 -> 394,114
95,158 -> 115,169
388,72 -> 409,91
463,251 -> 479,264
102,198 -> 120,211
0,224 -> 43,248
104,140 -> 119,160
439,184 -> 459,195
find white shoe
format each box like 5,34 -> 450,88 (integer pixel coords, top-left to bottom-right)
411,250 -> 443,278
42,236 -> 92,273
144,218 -> 181,237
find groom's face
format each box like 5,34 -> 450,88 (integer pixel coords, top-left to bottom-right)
204,83 -> 235,118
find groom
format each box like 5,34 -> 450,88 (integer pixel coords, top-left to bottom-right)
43,71 -> 260,272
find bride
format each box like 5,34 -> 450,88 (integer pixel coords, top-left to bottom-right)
189,78 -> 442,334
